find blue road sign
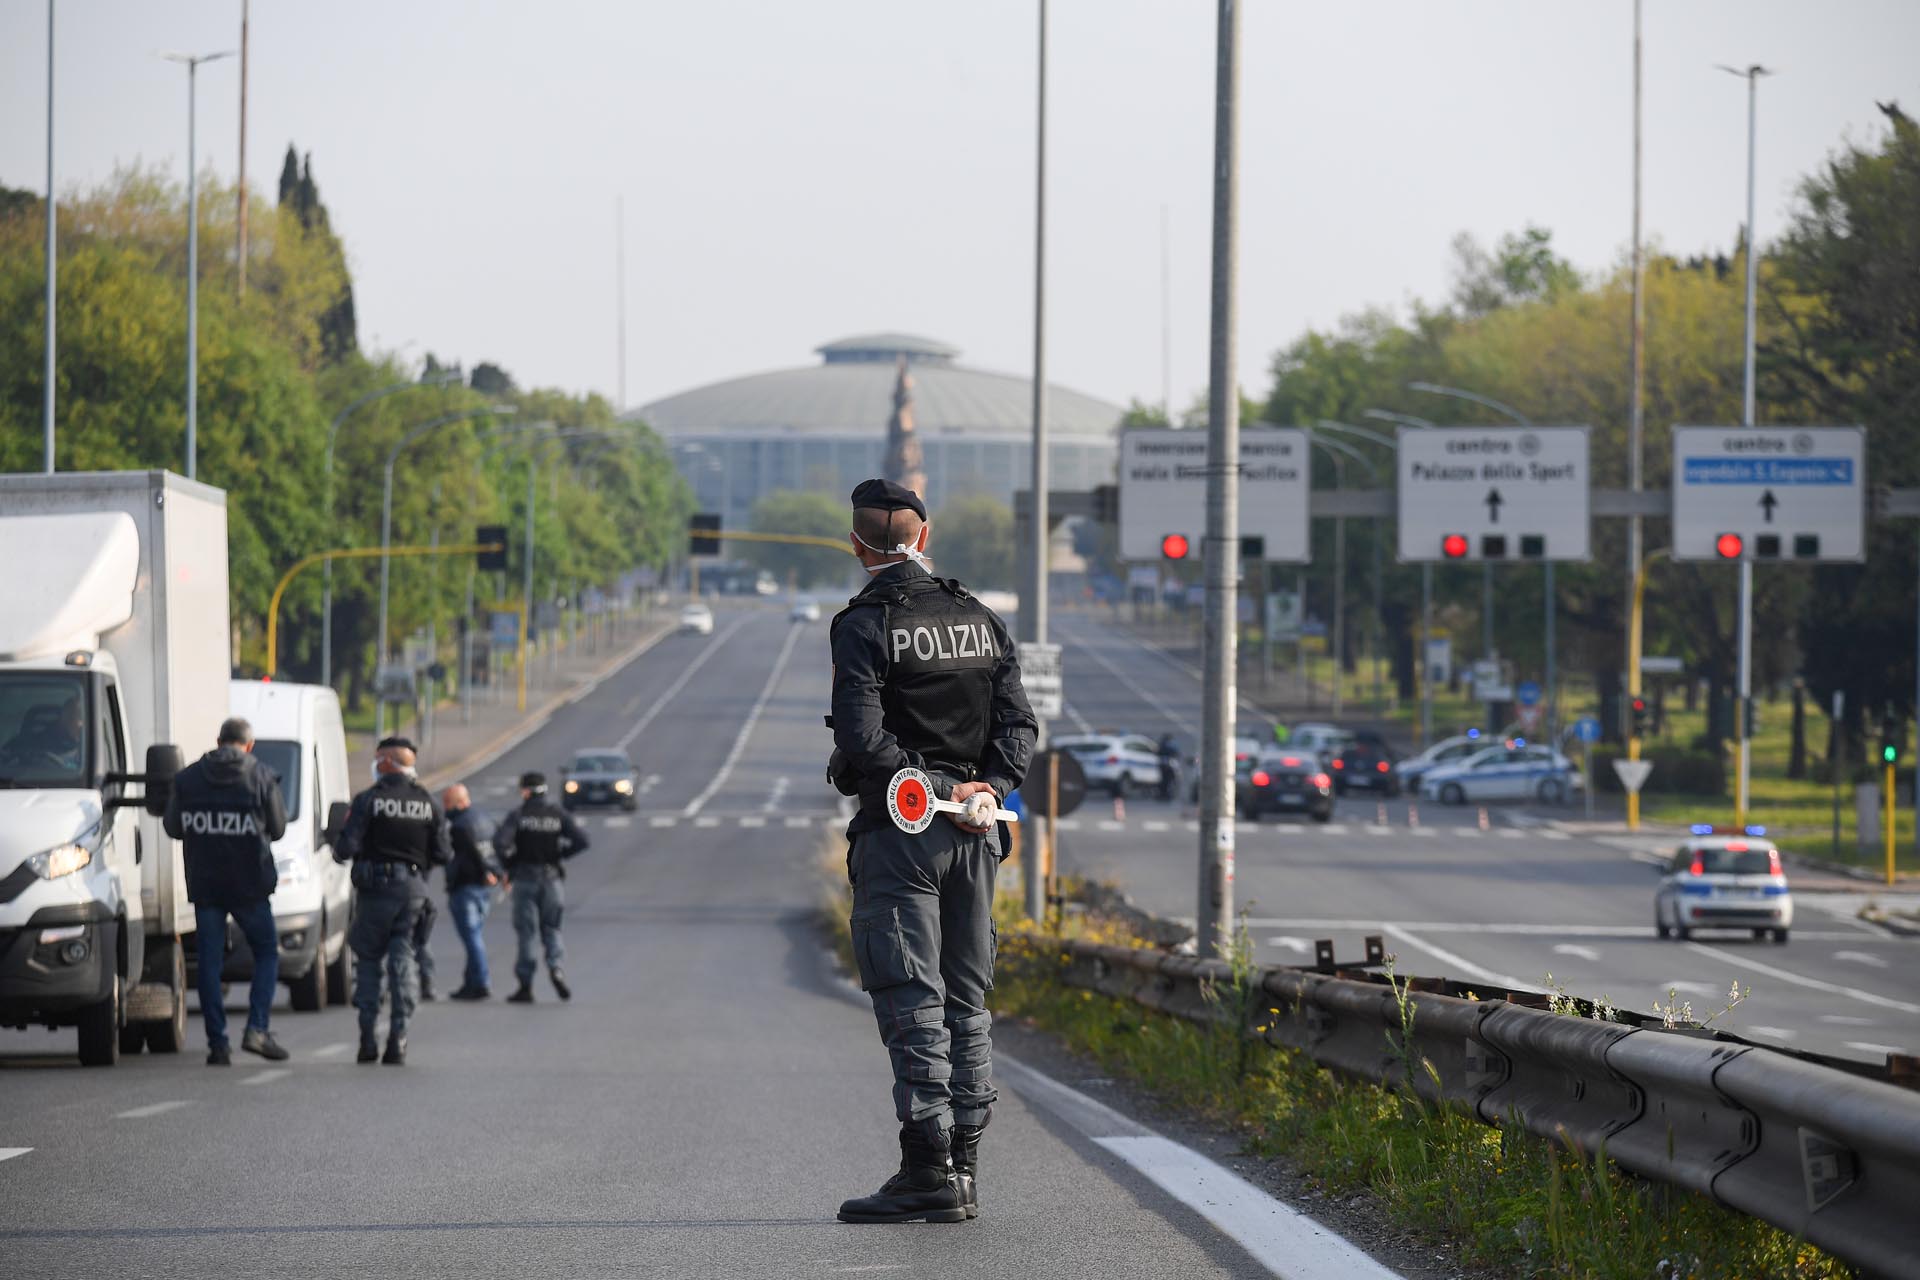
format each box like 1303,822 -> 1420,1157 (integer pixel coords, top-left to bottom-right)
1572,716 -> 1603,744
1517,681 -> 1542,707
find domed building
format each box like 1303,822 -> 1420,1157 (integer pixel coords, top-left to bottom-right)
634,333 -> 1121,526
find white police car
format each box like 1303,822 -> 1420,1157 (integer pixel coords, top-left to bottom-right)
1418,740 -> 1582,805
1654,827 -> 1793,944
1052,733 -> 1164,797
1396,732 -> 1488,791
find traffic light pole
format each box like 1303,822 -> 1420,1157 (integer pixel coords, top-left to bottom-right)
1885,755 -> 1896,888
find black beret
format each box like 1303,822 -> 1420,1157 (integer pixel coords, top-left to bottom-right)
376,736 -> 416,752
850,478 -> 927,522
520,771 -> 548,790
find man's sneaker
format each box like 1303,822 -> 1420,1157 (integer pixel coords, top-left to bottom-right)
507,983 -> 535,1004
206,1044 -> 231,1067
241,1027 -> 289,1061
357,1033 -> 379,1064
383,1035 -> 406,1066
449,985 -> 490,1001
550,968 -> 571,1001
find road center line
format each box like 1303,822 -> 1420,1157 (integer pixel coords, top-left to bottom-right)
614,613 -> 755,751
1379,924 -> 1531,991
240,1068 -> 292,1087
682,619 -> 806,818
0,1148 -> 30,1163
1682,942 -> 1920,1015
116,1100 -> 192,1119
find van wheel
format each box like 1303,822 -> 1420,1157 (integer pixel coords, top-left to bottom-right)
1772,929 -> 1790,945
1440,783 -> 1466,806
289,957 -> 324,1012
325,924 -> 352,1007
77,977 -> 121,1067
143,944 -> 188,1054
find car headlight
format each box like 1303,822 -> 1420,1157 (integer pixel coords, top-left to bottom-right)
564,780 -> 580,793
274,855 -> 310,887
614,778 -> 634,794
29,842 -> 93,879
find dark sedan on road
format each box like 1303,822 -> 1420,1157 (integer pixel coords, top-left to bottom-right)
1242,752 -> 1334,823
561,748 -> 640,811
1331,739 -> 1399,796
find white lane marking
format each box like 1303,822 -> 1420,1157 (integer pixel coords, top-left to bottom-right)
1056,819 -> 1082,832
1364,824 -> 1391,835
240,1068 -> 292,1087
694,816 -> 720,829
1061,701 -> 1094,734
615,613 -> 755,750
1062,632 -> 1200,738
1267,936 -> 1313,955
649,816 -> 677,829
1551,943 -> 1601,962
1747,1026 -> 1797,1040
1834,950 -> 1890,969
1846,1041 -> 1909,1056
1539,830 -> 1571,841
1319,824 -> 1349,835
605,816 -> 632,829
639,774 -> 661,796
116,1100 -> 192,1119
1407,827 -> 1438,838
1144,821 -> 1171,833
1237,917 -> 1887,943
784,816 -> 815,829
1657,981 -> 1724,998
1380,924 -> 1529,990
1820,1014 -> 1879,1026
1497,829 -> 1527,840
739,816 -> 767,829
0,1149 -> 30,1163
312,1042 -> 351,1059
995,1054 -> 1402,1279
763,776 -> 790,814
682,620 -> 807,818
1682,942 -> 1920,1015
1097,820 -> 1124,832
1096,1137 -> 1404,1280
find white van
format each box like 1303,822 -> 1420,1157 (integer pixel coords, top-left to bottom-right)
198,680 -> 354,1011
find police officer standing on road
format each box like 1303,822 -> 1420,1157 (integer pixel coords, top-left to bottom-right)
164,716 -> 290,1066
829,479 -> 1036,1224
496,771 -> 589,1004
442,784 -> 505,1000
334,736 -> 451,1065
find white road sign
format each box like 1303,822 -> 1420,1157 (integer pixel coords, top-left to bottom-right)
1670,427 -> 1866,561
1018,641 -> 1063,720
1612,759 -> 1654,794
1397,427 -> 1591,562
1118,427 -> 1310,563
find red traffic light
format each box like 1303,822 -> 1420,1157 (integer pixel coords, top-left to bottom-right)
1442,534 -> 1469,559
1715,533 -> 1744,559
1631,697 -> 1646,712
1161,533 -> 1190,560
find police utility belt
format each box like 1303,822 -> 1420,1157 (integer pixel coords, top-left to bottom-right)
352,859 -> 424,887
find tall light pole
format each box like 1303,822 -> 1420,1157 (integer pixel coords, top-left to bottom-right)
1627,0 -> 1647,752
42,0 -> 55,473
161,48 -> 234,481
1197,0 -> 1241,961
321,372 -> 462,689
1719,62 -> 1772,825
375,405 -> 513,737
1316,421 -> 1394,712
1024,0 -> 1051,924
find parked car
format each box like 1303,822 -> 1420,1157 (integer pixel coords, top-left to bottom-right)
1396,733 -> 1487,790
561,748 -> 641,812
1418,741 -> 1582,805
1331,738 -> 1399,796
1242,752 -> 1334,822
679,603 -> 714,635
1052,733 -> 1164,797
1286,722 -> 1354,766
1654,828 -> 1792,943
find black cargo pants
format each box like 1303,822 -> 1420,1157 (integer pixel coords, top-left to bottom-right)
848,818 -> 999,1133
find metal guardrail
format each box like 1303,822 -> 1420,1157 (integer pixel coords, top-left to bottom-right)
1035,936 -> 1920,1277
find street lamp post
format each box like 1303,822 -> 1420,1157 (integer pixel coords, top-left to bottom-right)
160,49 -> 234,481
42,1 -> 55,473
375,405 -> 513,737
1316,420 -> 1395,713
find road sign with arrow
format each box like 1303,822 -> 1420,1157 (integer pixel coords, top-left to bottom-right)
1396,426 -> 1591,562
1670,426 -> 1866,561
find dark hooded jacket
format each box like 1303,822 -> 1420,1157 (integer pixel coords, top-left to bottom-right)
163,746 -> 289,908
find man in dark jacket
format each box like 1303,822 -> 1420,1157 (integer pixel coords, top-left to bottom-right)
441,783 -> 504,1000
495,771 -> 589,1004
163,716 -> 290,1066
829,478 -> 1036,1224
334,736 -> 452,1065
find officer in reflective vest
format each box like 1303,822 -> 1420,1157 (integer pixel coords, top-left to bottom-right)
496,771 -> 589,1004
334,736 -> 452,1065
829,478 -> 1036,1224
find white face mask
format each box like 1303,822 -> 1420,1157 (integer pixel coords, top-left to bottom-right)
372,760 -> 416,782
852,528 -> 930,573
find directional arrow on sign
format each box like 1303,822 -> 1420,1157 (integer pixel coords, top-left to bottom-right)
1485,488 -> 1504,523
1760,489 -> 1778,523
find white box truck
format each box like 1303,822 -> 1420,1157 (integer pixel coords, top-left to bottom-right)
0,471 -> 230,1064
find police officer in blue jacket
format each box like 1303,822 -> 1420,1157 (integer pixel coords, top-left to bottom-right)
829,479 -> 1036,1224
333,736 -> 451,1065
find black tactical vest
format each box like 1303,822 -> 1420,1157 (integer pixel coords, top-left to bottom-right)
509,798 -> 569,866
863,576 -> 998,778
361,777 -> 439,869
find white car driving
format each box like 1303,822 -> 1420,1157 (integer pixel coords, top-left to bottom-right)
679,603 -> 714,635
1418,741 -> 1583,805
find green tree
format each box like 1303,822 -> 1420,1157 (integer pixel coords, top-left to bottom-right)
932,495 -> 1015,589
743,490 -> 853,589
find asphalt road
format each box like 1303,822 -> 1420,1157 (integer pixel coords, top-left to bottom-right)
1047,611 -> 1920,1065
0,602 -> 1396,1280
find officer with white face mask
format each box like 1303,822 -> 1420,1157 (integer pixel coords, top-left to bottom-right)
495,771 -> 589,1004
333,736 -> 451,1065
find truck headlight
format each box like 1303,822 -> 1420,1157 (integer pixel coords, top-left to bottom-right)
614,778 -> 634,795
29,842 -> 92,879
275,856 -> 310,887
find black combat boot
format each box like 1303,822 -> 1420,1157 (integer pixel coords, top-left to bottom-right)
837,1120 -> 967,1224
383,1033 -> 406,1066
950,1121 -> 987,1218
507,981 -> 535,1004
357,1028 -> 379,1064
550,968 -> 571,1001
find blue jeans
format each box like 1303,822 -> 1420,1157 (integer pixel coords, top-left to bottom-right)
448,885 -> 494,991
194,899 -> 279,1050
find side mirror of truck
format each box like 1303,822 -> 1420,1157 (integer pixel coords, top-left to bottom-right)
142,743 -> 184,817
323,800 -> 350,848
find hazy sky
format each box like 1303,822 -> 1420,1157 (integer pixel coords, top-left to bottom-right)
4,2 -> 1916,416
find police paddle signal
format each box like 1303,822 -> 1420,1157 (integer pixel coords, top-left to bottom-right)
885,768 -> 1019,836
